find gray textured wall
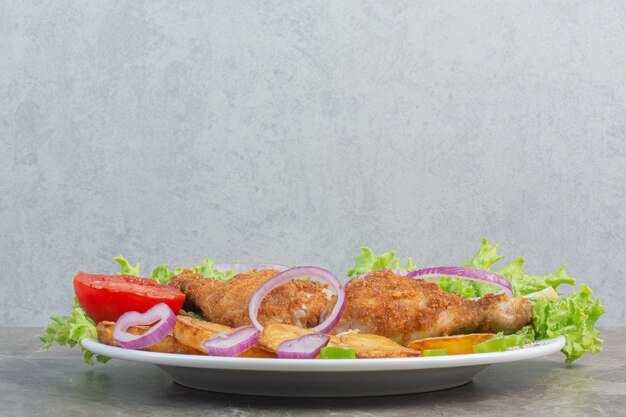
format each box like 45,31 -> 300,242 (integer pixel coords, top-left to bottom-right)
1,1 -> 625,326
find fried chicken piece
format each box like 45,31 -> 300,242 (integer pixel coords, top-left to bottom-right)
333,271 -> 532,345
169,269 -> 336,328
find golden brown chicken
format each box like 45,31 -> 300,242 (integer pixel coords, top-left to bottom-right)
169,269 -> 336,328
333,271 -> 532,345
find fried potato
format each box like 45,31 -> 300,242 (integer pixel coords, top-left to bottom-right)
258,324 -> 419,358
407,333 -> 496,355
257,323 -> 317,352
329,333 -> 419,358
238,346 -> 278,358
173,315 -> 232,352
96,321 -> 204,354
173,316 -> 273,357
172,316 -> 232,352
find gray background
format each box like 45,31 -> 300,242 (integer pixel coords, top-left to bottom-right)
1,1 -> 625,326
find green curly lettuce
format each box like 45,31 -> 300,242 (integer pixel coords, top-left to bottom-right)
178,309 -> 207,320
113,255 -> 236,284
40,298 -> 110,365
347,239 -> 605,363
531,284 -> 604,363
191,258 -> 237,281
347,247 -> 416,277
113,255 -> 140,276
435,239 -> 578,299
439,239 -> 504,297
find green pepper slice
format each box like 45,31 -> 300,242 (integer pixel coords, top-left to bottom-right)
503,334 -> 522,348
503,333 -> 534,348
320,347 -> 356,359
423,349 -> 448,356
472,336 -> 507,353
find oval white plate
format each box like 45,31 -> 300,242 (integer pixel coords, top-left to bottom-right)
82,337 -> 565,397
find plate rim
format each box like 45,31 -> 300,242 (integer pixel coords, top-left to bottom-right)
81,336 -> 565,372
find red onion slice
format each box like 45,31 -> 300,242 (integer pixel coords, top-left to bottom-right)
407,266 -> 513,297
112,303 -> 176,350
202,326 -> 259,357
248,266 -> 346,334
214,263 -> 290,274
276,333 -> 330,359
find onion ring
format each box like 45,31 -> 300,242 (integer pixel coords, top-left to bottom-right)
112,303 -> 176,350
248,266 -> 346,334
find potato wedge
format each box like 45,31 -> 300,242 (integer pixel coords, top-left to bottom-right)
96,321 -> 204,354
258,324 -> 419,358
172,315 -> 232,352
257,323 -> 317,352
173,316 -> 272,357
238,346 -> 278,358
329,333 -> 419,358
408,333 -> 496,355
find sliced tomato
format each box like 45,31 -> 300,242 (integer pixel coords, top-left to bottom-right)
73,272 -> 185,323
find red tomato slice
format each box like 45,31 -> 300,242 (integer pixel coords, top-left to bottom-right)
73,272 -> 185,323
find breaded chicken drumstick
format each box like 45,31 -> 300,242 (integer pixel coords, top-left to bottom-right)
169,269 -> 336,328
333,270 -> 533,345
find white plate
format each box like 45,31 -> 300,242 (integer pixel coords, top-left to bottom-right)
82,337 -> 565,397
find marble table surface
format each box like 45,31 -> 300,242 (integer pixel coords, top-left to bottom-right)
1,327 -> 623,417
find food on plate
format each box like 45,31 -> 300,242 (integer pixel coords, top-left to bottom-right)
246,266 -> 347,359
109,302 -> 181,351
41,239 -> 605,365
257,323 -> 418,358
170,268 -> 336,328
423,349 -> 448,356
202,325 -> 261,357
73,271 -> 185,323
246,266 -> 346,334
347,240 -> 604,363
407,334 -> 496,355
96,320 -> 203,354
334,271 -> 532,345
472,336 -> 508,353
329,332 -> 419,358
257,323 -> 318,352
470,329 -> 535,353
99,313 -> 277,358
319,346 -> 356,359
172,315 -> 231,352
237,346 -> 277,358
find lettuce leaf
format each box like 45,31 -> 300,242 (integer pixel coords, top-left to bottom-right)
346,239 -> 605,363
113,255 -> 180,284
438,239 -> 578,298
150,264 -> 176,284
113,256 -> 236,284
40,299 -> 110,365
113,255 -> 140,276
178,309 -> 207,321
531,284 -> 604,363
498,258 -> 576,297
347,247 -> 416,277
191,259 -> 236,281
439,239 -> 506,297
